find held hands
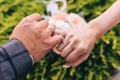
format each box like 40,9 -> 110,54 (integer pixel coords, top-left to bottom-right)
56,24 -> 99,67
9,13 -> 98,67
9,13 -> 63,63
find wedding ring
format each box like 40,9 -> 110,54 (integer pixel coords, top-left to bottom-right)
49,27 -> 53,33
48,27 -> 54,36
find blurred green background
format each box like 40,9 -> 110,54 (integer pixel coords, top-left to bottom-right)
0,0 -> 120,80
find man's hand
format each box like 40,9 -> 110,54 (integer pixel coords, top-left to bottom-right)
56,24 -> 98,67
9,13 -> 63,63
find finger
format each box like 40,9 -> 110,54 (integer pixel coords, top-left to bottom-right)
65,42 -> 86,62
37,20 -> 48,29
55,30 -> 67,37
65,48 -> 85,63
54,30 -> 68,51
45,24 -> 56,36
57,40 -> 69,51
65,54 -> 88,67
27,13 -> 42,21
60,41 -> 74,58
57,34 -> 71,51
50,35 -> 64,47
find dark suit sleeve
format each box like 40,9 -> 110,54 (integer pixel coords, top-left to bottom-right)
0,39 -> 33,80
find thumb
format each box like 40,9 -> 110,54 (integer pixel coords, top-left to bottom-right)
51,35 -> 64,46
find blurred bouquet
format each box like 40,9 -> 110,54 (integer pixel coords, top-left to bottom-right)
43,0 -> 86,30
49,12 -> 86,30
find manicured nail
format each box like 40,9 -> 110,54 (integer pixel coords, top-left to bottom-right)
53,46 -> 60,54
57,43 -> 63,51
63,65 -> 70,68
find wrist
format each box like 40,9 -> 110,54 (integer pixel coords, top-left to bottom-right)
88,19 -> 105,40
10,39 -> 35,64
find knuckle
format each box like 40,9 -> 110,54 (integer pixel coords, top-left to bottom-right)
39,20 -> 48,27
84,56 -> 88,61
33,13 -> 41,17
44,40 -> 53,47
32,28 -> 41,36
41,20 -> 48,24
73,64 -> 78,67
22,17 -> 33,23
60,50 -> 67,58
32,23 -> 46,34
76,51 -> 81,56
73,37 -> 79,43
75,47 -> 80,51
79,45 -> 86,52
68,33 -> 74,38
22,23 -> 29,27
48,42 -> 53,46
50,23 -> 56,28
84,58 -> 87,61
65,58 -> 69,62
65,57 -> 71,62
60,53 -> 65,58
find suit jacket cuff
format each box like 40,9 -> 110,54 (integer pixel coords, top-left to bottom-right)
2,39 -> 33,78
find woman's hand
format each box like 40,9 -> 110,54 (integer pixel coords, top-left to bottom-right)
57,24 -> 98,67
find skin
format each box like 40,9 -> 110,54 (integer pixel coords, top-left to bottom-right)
9,13 -> 63,63
57,0 -> 120,67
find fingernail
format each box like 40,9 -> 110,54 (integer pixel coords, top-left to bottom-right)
53,45 -> 60,54
57,44 -> 63,51
63,64 -> 70,68
56,52 -> 60,54
57,47 -> 61,51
